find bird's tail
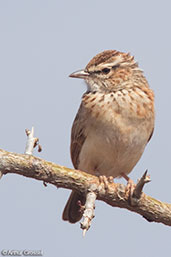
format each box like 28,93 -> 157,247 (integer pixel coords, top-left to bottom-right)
62,191 -> 86,223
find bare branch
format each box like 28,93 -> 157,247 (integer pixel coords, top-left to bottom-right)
0,148 -> 171,227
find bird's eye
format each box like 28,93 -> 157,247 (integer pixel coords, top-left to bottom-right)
101,68 -> 110,74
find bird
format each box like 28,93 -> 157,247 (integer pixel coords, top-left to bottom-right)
62,50 -> 155,223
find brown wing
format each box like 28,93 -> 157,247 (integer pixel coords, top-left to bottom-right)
70,104 -> 87,169
147,127 -> 154,143
63,104 -> 87,223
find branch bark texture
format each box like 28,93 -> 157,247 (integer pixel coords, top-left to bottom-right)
0,149 -> 171,226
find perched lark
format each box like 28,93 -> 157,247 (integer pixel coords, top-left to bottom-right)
63,50 -> 154,223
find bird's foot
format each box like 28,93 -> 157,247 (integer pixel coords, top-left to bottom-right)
121,173 -> 136,199
99,175 -> 114,191
125,178 -> 136,199
77,200 -> 85,214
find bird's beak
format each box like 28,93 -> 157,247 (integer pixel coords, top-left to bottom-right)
69,69 -> 89,79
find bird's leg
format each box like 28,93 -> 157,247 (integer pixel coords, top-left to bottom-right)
121,173 -> 135,198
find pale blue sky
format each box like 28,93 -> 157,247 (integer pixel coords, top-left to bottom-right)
0,0 -> 171,256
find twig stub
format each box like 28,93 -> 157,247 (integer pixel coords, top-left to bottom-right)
80,191 -> 97,236
131,170 -> 151,205
25,127 -> 42,155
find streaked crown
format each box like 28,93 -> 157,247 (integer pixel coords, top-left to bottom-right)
86,50 -> 137,72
